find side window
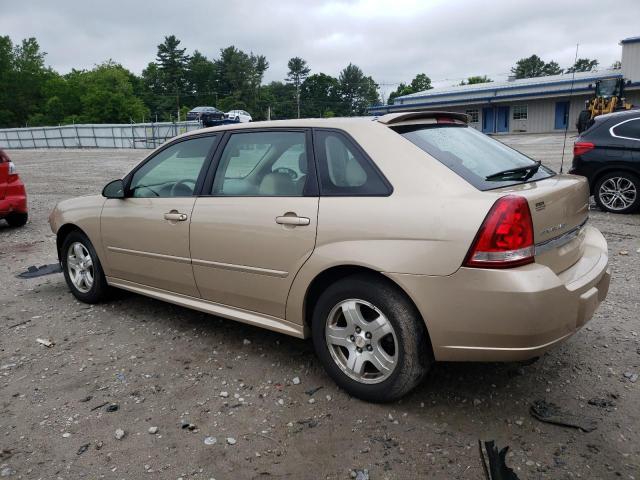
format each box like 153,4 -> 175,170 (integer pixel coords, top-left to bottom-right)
129,136 -> 217,198
212,131 -> 309,196
612,118 -> 640,140
314,130 -> 391,196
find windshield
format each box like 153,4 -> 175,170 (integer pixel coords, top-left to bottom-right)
394,124 -> 554,191
596,79 -> 621,98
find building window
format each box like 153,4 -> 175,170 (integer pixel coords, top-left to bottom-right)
465,109 -> 479,123
512,105 -> 528,120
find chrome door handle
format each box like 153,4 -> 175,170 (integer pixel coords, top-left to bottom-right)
164,212 -> 188,221
276,215 -> 310,226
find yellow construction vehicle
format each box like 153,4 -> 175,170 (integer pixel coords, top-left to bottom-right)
576,77 -> 633,132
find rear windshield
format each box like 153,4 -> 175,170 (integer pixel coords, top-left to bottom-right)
394,124 -> 554,190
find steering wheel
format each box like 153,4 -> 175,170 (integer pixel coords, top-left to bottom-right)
274,167 -> 298,180
170,179 -> 197,197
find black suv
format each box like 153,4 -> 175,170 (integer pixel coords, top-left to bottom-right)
570,110 -> 640,214
186,106 -> 226,127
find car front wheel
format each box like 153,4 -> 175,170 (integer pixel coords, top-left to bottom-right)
594,171 -> 640,214
61,231 -> 109,303
312,274 -> 431,402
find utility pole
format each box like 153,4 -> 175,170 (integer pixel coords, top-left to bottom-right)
296,84 -> 300,119
267,106 -> 271,121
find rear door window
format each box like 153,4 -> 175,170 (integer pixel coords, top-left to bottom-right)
394,124 -> 554,190
313,130 -> 392,196
611,118 -> 640,140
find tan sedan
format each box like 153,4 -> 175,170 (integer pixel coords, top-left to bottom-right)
49,111 -> 610,402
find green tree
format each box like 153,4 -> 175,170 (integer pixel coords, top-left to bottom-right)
286,57 -> 311,118
300,73 -> 340,118
186,50 -> 219,107
388,73 -> 432,104
511,54 -> 563,79
216,46 -> 269,114
611,60 -> 622,70
259,81 -> 296,119
0,36 -> 15,126
566,58 -> 599,73
410,73 -> 432,92
156,35 -> 190,119
141,62 -> 171,120
338,64 -> 380,115
3,37 -> 53,126
459,75 -> 492,85
79,61 -> 149,123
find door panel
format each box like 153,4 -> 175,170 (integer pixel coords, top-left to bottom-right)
496,106 -> 509,132
101,197 -> 198,296
482,107 -> 495,133
190,197 -> 318,318
555,101 -> 570,130
100,135 -> 218,296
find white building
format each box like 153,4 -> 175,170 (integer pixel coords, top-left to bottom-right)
370,37 -> 640,134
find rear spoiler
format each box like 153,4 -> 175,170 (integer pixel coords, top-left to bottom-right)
376,111 -> 469,126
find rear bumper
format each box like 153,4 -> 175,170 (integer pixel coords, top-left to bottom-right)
0,179 -> 28,217
386,225 -> 610,362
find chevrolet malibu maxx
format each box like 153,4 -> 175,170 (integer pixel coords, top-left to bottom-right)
49,111 -> 610,402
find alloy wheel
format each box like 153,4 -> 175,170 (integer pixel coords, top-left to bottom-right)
599,176 -> 637,211
325,299 -> 398,384
67,242 -> 94,293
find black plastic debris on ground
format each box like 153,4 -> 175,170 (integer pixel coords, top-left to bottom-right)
17,263 -> 62,279
479,440 -> 520,480
530,399 -> 598,432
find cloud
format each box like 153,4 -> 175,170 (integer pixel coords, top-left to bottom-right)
1,0 -> 638,99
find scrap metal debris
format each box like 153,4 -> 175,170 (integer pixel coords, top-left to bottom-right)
36,338 -> 54,348
530,400 -> 598,432
478,440 -> 520,480
17,263 -> 62,279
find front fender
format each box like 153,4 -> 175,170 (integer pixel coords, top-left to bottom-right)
50,195 -> 107,270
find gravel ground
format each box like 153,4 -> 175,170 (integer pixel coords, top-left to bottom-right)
1,133 -> 639,480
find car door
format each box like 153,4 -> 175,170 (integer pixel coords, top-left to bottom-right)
100,135 -> 218,296
190,129 -> 319,319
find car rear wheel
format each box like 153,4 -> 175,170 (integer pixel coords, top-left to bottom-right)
594,171 -> 640,214
5,212 -> 28,227
61,231 -> 109,303
311,274 -> 431,402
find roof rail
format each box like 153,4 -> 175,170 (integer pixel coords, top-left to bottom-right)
376,110 -> 469,125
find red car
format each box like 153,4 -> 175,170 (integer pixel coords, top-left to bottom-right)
0,149 -> 28,227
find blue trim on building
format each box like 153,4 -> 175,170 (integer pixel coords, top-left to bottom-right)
394,73 -> 622,103
621,36 -> 640,45
369,81 -> 640,114
370,86 -> 593,113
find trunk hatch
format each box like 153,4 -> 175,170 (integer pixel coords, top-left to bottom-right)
497,174 -> 590,274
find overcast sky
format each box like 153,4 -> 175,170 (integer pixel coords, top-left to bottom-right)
1,0 -> 638,99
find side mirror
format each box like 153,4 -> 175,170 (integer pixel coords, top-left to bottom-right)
102,179 -> 125,199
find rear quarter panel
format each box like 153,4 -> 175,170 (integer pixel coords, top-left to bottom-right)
285,123 -> 496,325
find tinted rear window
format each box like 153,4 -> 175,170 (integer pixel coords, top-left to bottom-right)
394,124 -> 554,190
611,117 -> 640,140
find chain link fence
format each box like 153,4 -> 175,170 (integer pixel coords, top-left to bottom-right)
0,121 -> 203,149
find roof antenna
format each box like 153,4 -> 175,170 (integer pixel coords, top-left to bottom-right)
560,43 -> 579,173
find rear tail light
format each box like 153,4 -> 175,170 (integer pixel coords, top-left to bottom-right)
573,141 -> 595,156
464,195 -> 534,269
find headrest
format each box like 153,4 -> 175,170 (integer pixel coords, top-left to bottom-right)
259,172 -> 297,195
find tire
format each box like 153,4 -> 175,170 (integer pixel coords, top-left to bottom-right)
60,230 -> 109,303
5,212 -> 28,227
594,171 -> 640,214
311,274 -> 431,402
576,110 -> 591,133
